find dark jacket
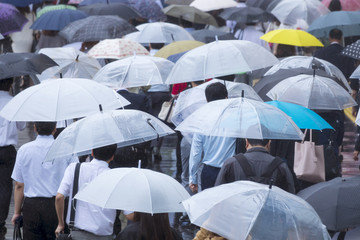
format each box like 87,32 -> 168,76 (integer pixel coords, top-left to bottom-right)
117,89 -> 151,113
116,222 -> 182,240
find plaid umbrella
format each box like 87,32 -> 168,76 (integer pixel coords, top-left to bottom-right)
59,15 -> 137,43
78,3 -> 140,20
0,0 -> 43,7
129,0 -> 166,21
36,4 -> 77,18
342,40 -> 360,60
0,3 -> 28,36
31,9 -> 88,31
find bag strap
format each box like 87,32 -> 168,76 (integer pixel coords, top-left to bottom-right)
234,154 -> 255,177
164,99 -> 175,122
261,157 -> 284,178
69,163 -> 81,229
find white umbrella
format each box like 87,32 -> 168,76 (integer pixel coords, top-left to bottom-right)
37,47 -> 101,81
264,56 -> 351,92
171,79 -> 263,126
134,22 -> 194,44
182,181 -> 331,240
190,0 -> 238,12
75,167 -> 190,214
87,38 -> 149,59
267,74 -> 357,110
165,40 -> 279,84
176,97 -> 304,140
44,109 -> 174,161
0,78 -> 129,121
350,65 -> 360,79
92,55 -> 174,89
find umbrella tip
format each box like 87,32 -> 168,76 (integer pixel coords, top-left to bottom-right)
76,55 -> 79,61
241,90 -> 244,98
138,160 -> 141,168
133,51 -> 136,57
60,73 -> 63,78
171,33 -> 175,42
269,179 -> 274,189
99,104 -> 103,112
215,35 -> 218,42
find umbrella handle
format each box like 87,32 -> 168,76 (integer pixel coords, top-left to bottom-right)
147,118 -> 159,141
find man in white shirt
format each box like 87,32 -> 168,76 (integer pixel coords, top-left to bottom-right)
234,23 -> 270,51
55,144 -> 117,240
0,78 -> 25,239
11,121 -> 76,240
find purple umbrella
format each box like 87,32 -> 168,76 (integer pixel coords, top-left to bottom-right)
0,0 -> 43,7
0,3 -> 28,36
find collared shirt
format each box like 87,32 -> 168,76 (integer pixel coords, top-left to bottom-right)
11,135 -> 77,197
189,133 -> 236,184
57,159 -> 116,236
0,91 -> 26,146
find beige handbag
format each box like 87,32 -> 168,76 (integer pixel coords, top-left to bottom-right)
294,129 -> 325,183
158,99 -> 175,124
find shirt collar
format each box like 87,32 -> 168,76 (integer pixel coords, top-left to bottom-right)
246,147 -> 269,154
36,135 -> 54,141
91,158 -> 109,167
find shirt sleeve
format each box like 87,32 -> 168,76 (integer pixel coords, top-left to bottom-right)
11,147 -> 24,183
189,133 -> 203,185
16,121 -> 26,131
57,163 -> 76,197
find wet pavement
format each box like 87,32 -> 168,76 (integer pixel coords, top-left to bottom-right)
4,117 -> 360,239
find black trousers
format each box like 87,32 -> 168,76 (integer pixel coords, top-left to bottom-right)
201,164 -> 221,191
23,197 -> 57,240
0,145 -> 16,229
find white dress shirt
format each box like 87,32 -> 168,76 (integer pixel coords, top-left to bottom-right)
57,159 -> 116,236
235,26 -> 270,51
11,135 -> 77,197
0,91 -> 26,146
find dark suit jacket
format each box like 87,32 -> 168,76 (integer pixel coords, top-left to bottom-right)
314,43 -> 356,79
117,89 -> 151,113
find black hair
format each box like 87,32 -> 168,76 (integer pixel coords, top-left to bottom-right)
0,78 -> 13,91
35,122 -> 56,136
247,138 -> 269,147
92,144 -> 117,161
329,28 -> 342,40
133,212 -> 174,240
329,0 -> 342,11
205,82 -> 228,102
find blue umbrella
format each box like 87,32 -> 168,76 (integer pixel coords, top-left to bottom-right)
79,0 -> 130,5
31,9 -> 88,31
167,51 -> 187,63
0,0 -> 43,7
266,100 -> 333,130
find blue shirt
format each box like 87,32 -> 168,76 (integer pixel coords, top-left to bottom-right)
189,134 -> 236,184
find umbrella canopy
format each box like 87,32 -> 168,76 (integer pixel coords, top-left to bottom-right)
162,5 -> 218,26
0,53 -> 58,80
219,6 -> 274,24
189,0 -> 238,12
87,38 -> 149,59
37,47 -> 101,80
166,40 -> 279,84
269,0 -> 329,26
341,39 -> 360,60
36,4 -> 77,18
165,0 -> 193,5
129,0 -> 166,21
134,22 -> 194,44
45,109 -> 174,160
31,9 -> 88,31
60,15 -> 137,43
154,40 -> 204,59
307,11 -> 360,38
74,167 -> 189,214
0,3 -> 28,35
261,29 -> 324,47
176,97 -> 304,140
245,0 -> 280,10
351,65 -> 360,79
172,79 -> 263,127
265,56 -> 351,92
298,176 -> 360,231
79,0 -> 130,6
78,3 -> 141,20
0,78 -> 130,122
0,0 -> 43,7
183,181 -> 331,240
267,74 -> 357,110
266,101 -> 333,130
322,0 -> 360,11
92,55 -> 174,89
190,29 -> 236,43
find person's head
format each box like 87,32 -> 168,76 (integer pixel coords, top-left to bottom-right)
275,44 -> 296,58
205,82 -> 228,102
92,144 -> 117,162
329,0 -> 342,11
329,28 -> 342,42
0,78 -> 13,92
133,212 -> 173,240
34,122 -> 56,136
246,138 -> 270,149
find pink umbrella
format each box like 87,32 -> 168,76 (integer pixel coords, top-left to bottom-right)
322,0 -> 360,11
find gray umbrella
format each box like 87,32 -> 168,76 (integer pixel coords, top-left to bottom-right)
342,40 -> 360,60
297,176 -> 360,231
190,29 -> 236,43
78,3 -> 141,20
59,15 -> 137,43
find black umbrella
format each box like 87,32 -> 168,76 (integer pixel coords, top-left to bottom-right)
0,53 -> 58,80
219,6 -> 274,23
341,40 -> 360,60
191,29 -> 236,43
78,3 -> 141,20
253,68 -> 342,101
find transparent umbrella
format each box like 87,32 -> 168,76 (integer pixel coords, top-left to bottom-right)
44,109 -> 174,161
182,181 -> 331,240
176,97 -> 304,140
92,55 -> 174,89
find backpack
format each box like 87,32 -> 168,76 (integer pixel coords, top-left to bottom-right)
234,154 -> 288,191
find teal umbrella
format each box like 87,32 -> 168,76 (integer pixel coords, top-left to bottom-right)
266,100 -> 333,130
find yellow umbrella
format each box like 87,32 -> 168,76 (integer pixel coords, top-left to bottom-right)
154,40 -> 205,59
260,29 -> 324,47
